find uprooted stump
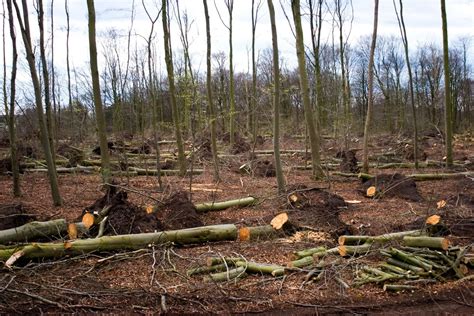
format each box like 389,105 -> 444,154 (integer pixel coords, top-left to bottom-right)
130,143 -> 151,154
253,159 -> 276,177
154,191 -> 203,230
57,143 -> 85,167
231,137 -> 251,155
0,203 -> 36,230
195,138 -> 212,159
336,149 -> 360,173
286,185 -> 351,236
361,173 -> 423,201
81,185 -> 162,235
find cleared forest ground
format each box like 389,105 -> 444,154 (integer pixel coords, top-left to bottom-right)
0,133 -> 472,314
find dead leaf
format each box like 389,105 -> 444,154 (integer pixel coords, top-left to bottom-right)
145,204 -> 154,214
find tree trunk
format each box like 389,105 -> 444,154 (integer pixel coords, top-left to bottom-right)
291,0 -> 323,179
87,0 -> 111,183
13,0 -> 61,206
162,0 -> 186,176
362,0 -> 379,173
203,0 -> 220,182
267,0 -> 285,193
4,0 -> 20,197
440,0 -> 453,167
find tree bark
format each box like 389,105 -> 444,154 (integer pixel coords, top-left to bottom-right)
87,0 -> 111,183
195,196 -> 257,213
440,0 -> 453,167
13,0 -> 61,206
162,0 -> 186,176
267,0 -> 285,193
291,0 -> 323,178
203,0 -> 220,182
362,0 -> 379,173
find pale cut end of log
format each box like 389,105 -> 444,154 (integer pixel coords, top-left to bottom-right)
436,200 -> 446,209
338,236 -> 346,246
239,227 -> 251,241
271,212 -> 288,230
426,215 -> 441,225
64,241 -> 73,249
366,186 -> 376,197
68,223 -> 78,240
5,250 -> 25,269
82,213 -> 95,229
338,245 -> 347,257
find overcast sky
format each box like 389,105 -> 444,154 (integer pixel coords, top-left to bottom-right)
2,0 -> 474,81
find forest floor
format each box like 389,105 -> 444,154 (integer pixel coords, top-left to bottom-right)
0,132 -> 473,314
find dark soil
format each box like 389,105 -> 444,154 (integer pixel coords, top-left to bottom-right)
81,185 -> 163,235
0,203 -> 36,230
336,149 -> 360,173
231,136 -> 251,154
287,185 -> 351,236
361,173 -> 423,201
154,190 -> 203,230
253,159 -> 276,177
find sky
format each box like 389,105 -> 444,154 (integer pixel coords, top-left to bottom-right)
1,0 -> 474,89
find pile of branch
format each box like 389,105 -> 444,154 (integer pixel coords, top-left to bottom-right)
354,237 -> 471,290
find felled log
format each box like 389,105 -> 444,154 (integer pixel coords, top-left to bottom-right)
0,219 -> 87,244
24,166 -> 97,174
338,243 -> 373,256
0,224 -> 239,262
195,196 -> 257,213
383,284 -> 416,291
332,171 -> 474,182
234,261 -> 285,276
129,167 -> 203,176
238,225 -> 280,241
338,229 -> 423,245
293,246 -> 327,259
187,263 -> 228,276
402,236 -> 449,250
203,266 -> 247,282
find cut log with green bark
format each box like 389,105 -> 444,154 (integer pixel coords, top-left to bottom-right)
338,229 -> 423,245
203,266 -> 247,282
0,224 -> 239,263
332,171 -> 473,181
238,225 -> 281,241
0,219 -> 87,244
129,167 -> 203,176
402,236 -> 449,250
195,196 -> 257,213
293,246 -> 327,259
234,261 -> 285,276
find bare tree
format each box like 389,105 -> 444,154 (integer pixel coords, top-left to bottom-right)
291,0 -> 323,178
250,0 -> 262,141
440,0 -> 453,167
37,0 -> 55,160
362,0 -> 379,173
162,0 -> 186,176
3,0 -> 20,196
203,0 -> 220,182
13,0 -> 61,205
65,0 -> 72,134
393,0 -> 419,168
142,0 -> 163,188
215,0 -> 236,147
267,0 -> 285,192
86,0 -> 111,182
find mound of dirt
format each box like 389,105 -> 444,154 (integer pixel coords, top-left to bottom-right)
336,149 -> 360,173
130,143 -> 151,154
286,185 -> 350,236
57,143 -> 85,167
400,143 -> 428,161
231,137 -> 251,154
0,203 -> 36,230
81,185 -> 163,235
361,173 -> 423,201
195,138 -> 212,159
253,159 -> 276,177
92,141 -> 116,155
154,191 -> 203,230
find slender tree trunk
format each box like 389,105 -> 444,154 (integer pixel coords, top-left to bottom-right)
4,0 -> 20,196
203,0 -> 220,182
162,0 -> 186,176
13,0 -> 61,205
37,0 -> 56,161
50,0 -> 57,139
226,0 -> 236,147
250,0 -> 260,141
393,0 -> 419,168
440,0 -> 453,167
291,0 -> 323,179
142,1 -> 162,189
86,0 -> 111,182
309,0 -> 324,130
267,0 -> 285,193
362,0 -> 379,173
65,0 -> 72,136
